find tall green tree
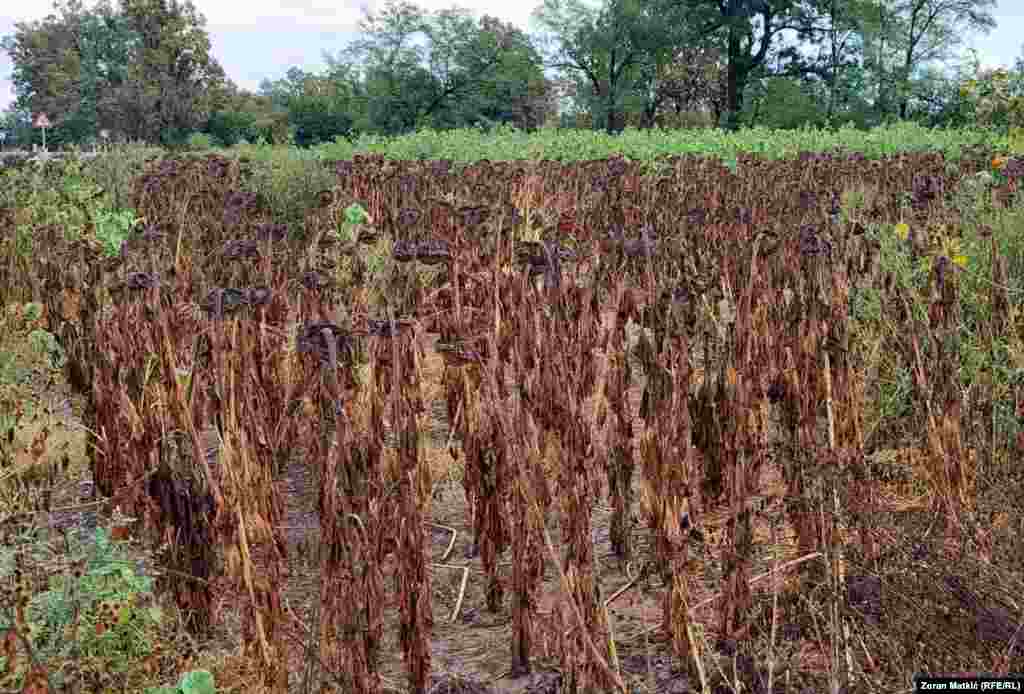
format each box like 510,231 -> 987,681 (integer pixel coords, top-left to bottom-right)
313,57 -> 378,139
337,0 -> 553,136
202,81 -> 283,146
773,0 -> 873,124
114,0 -> 230,146
530,0 -> 692,133
617,44 -> 726,128
423,13 -> 556,131
656,0 -> 814,130
258,63 -> 364,144
891,0 -> 995,119
336,0 -> 436,135
855,0 -> 995,121
288,74 -> 357,146
1,0 -> 109,146
1,0 -> 228,147
0,108 -> 33,149
258,66 -> 317,110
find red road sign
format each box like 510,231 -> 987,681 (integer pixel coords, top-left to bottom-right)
34,113 -> 51,128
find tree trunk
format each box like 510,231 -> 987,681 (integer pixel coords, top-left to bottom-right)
827,34 -> 839,123
749,88 -> 762,127
724,29 -> 745,131
606,84 -> 623,134
899,61 -> 912,120
641,97 -> 659,129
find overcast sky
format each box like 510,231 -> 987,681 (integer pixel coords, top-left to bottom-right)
0,0 -> 1021,115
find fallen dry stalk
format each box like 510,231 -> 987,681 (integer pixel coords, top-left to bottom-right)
236,503 -> 274,667
444,398 -> 463,454
631,551 -> 824,639
564,560 -> 648,639
427,522 -> 459,563
428,563 -> 472,623
605,560 -> 646,608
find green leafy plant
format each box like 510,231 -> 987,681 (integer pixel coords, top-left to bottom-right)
0,303 -> 50,386
27,328 -> 66,369
146,669 -> 217,694
846,173 -> 1024,454
958,65 -> 1024,134
186,132 -> 216,151
93,207 -> 144,257
344,202 -> 370,227
332,202 -> 371,244
237,152 -> 336,235
0,525 -> 165,690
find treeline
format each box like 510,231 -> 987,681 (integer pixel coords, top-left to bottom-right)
0,0 -> 1022,151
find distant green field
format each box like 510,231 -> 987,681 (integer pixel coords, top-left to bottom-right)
284,121 -> 1014,171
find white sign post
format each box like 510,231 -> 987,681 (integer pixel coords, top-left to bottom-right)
34,113 -> 51,152
0,131 -> 6,151
99,128 -> 110,153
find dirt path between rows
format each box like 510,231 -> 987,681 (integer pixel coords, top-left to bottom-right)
237,313 -> 805,694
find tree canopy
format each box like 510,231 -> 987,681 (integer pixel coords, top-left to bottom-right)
0,0 -> 1012,148
1,0 -> 229,148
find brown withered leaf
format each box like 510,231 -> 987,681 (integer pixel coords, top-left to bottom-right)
246,286 -> 272,307
297,321 -> 355,367
300,271 -> 330,291
457,205 -> 489,228
417,239 -> 452,265
435,341 -> 483,366
222,239 -> 260,260
316,189 -> 334,208
61,288 -> 81,321
29,427 -> 48,460
362,317 -> 416,338
21,663 -> 51,693
125,272 -> 160,291
393,239 -> 417,263
357,227 -> 380,244
200,288 -> 248,316
0,627 -> 18,676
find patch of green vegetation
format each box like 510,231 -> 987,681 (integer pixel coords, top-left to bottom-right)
145,669 -> 217,694
0,524 -> 162,691
844,159 -> 1024,450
